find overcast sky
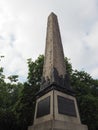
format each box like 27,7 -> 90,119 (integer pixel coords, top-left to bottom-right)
0,0 -> 98,82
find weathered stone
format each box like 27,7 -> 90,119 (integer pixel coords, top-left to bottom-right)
43,13 -> 66,79
28,120 -> 88,130
34,90 -> 81,125
41,13 -> 69,90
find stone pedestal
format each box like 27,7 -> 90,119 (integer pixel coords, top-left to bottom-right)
28,89 -> 88,130
28,120 -> 88,130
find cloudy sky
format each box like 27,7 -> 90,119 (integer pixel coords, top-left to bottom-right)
0,0 -> 98,82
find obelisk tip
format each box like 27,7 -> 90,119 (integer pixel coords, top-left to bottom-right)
49,12 -> 57,18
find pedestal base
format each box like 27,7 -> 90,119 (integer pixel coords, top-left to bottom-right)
28,89 -> 88,130
28,120 -> 88,130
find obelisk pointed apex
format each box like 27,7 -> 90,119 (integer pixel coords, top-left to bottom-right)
41,13 -> 68,90
49,12 -> 57,17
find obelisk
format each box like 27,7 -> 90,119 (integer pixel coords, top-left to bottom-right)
28,12 -> 88,130
42,12 -> 66,85
40,13 -> 73,93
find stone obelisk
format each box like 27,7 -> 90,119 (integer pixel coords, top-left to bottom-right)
40,13 -> 73,93
28,12 -> 88,130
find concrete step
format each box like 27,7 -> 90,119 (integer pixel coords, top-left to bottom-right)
28,120 -> 88,130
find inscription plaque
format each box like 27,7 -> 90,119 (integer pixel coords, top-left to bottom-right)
36,96 -> 50,118
58,96 -> 77,117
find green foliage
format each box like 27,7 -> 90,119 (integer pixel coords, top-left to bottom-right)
71,70 -> 93,95
78,94 -> 98,130
13,55 -> 44,129
0,109 -> 18,130
27,55 -> 44,86
0,67 -> 24,130
8,75 -> 19,83
0,67 -> 5,82
71,70 -> 98,130
64,57 -> 73,76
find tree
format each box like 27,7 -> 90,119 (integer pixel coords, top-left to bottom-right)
14,55 -> 44,130
64,57 -> 73,76
27,55 -> 44,87
0,56 -> 24,130
71,70 -> 98,130
0,68 -> 24,130
8,75 -> 19,83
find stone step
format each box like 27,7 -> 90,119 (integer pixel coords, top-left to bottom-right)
28,120 -> 88,130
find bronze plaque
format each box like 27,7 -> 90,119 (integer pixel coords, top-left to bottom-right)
58,96 -> 77,117
36,96 -> 50,118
